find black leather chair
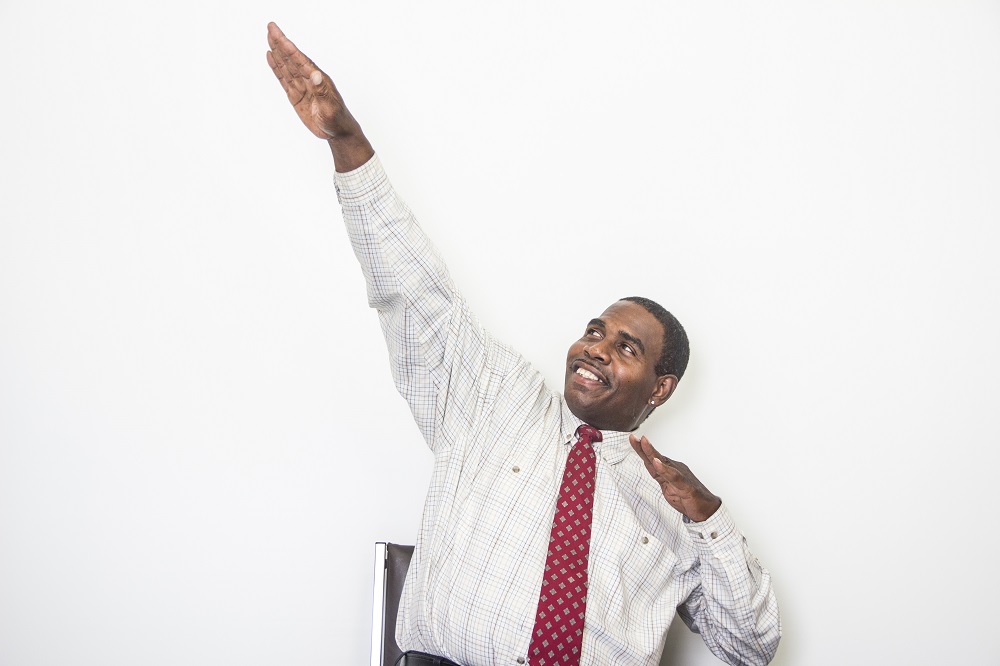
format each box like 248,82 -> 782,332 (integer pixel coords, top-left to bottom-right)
370,542 -> 415,666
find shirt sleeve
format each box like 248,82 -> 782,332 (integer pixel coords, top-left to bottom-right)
333,155 -> 522,449
676,504 -> 782,665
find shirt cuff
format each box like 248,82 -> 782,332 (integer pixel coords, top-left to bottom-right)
333,153 -> 390,205
683,503 -> 738,549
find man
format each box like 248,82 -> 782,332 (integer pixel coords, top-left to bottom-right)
266,22 -> 780,666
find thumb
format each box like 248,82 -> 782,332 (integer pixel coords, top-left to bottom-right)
308,69 -> 338,101
306,70 -> 349,138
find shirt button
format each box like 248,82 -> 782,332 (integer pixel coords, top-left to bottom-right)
710,531 -> 718,539
517,659 -> 525,664
641,536 -> 649,544
512,466 -> 520,473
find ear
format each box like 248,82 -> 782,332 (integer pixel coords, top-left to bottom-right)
649,374 -> 678,407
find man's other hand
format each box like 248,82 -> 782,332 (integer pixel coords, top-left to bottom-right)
629,434 -> 722,523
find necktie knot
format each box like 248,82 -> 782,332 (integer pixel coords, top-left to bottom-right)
575,424 -> 602,446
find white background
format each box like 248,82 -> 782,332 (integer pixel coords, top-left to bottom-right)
2,1 -> 999,665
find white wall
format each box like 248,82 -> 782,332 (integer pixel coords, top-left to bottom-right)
2,2 -> 999,664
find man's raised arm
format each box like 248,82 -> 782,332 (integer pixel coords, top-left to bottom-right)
265,22 -> 375,172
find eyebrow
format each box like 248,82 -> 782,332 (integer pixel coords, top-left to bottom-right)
588,318 -> 646,356
619,330 -> 646,355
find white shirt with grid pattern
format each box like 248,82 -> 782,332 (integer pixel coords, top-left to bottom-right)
334,156 -> 780,666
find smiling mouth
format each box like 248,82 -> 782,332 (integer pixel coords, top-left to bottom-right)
573,363 -> 607,385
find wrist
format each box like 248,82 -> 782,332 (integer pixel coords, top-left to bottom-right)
684,496 -> 722,523
328,133 -> 375,173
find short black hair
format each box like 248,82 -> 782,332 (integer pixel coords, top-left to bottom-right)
621,296 -> 690,380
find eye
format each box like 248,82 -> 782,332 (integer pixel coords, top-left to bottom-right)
620,342 -> 635,356
586,327 -> 603,339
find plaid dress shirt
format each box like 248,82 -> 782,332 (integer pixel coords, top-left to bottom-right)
334,156 -> 780,666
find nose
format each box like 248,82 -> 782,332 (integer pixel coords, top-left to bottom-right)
584,339 -> 610,363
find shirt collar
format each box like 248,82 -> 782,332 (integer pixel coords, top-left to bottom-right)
559,398 -> 632,466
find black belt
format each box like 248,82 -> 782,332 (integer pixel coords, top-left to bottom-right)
398,651 -> 463,666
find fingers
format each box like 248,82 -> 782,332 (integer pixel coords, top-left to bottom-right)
267,22 -> 318,82
266,23 -> 304,86
266,22 -> 295,59
628,433 -> 720,521
629,433 -> 657,456
630,433 -> 688,483
629,434 -> 655,471
266,50 -> 290,94
266,23 -> 337,115
629,434 -> 670,466
640,436 -> 663,463
630,434 -> 669,481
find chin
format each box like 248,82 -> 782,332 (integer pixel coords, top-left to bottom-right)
563,394 -> 590,422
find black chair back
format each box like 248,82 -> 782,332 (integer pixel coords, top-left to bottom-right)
379,543 -> 414,666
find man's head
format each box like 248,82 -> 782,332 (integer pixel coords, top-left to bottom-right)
564,298 -> 689,432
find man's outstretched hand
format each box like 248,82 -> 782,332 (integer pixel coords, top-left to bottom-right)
629,434 -> 722,523
266,22 -> 374,172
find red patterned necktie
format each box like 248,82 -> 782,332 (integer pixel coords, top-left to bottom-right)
527,424 -> 602,666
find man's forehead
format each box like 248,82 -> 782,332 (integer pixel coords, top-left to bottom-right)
595,301 -> 663,342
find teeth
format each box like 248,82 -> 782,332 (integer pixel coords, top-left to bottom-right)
576,367 -> 600,382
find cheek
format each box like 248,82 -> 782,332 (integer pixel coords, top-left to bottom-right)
566,342 -> 583,362
621,371 -> 655,404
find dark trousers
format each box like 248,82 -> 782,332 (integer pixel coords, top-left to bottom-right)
396,650 -> 463,666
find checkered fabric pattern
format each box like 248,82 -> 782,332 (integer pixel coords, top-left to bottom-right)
528,425 -> 602,665
333,155 -> 781,666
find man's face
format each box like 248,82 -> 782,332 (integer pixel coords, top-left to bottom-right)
564,300 -> 676,432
